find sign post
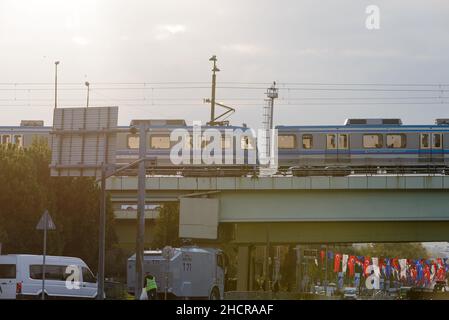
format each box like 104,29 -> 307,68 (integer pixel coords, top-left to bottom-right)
36,210 -> 56,300
50,106 -> 118,300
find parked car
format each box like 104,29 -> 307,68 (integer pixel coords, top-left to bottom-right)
433,281 -> 448,293
343,287 -> 358,300
0,254 -> 98,300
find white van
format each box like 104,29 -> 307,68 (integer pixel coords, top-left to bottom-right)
0,254 -> 98,300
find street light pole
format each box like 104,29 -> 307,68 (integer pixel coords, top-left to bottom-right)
135,123 -> 147,299
97,165 -> 106,300
54,61 -> 59,109
85,81 -> 90,108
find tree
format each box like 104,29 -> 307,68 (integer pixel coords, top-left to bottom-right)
151,203 -> 182,248
355,242 -> 429,260
0,139 -> 120,276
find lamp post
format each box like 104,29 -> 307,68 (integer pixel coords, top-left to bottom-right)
54,61 -> 60,109
85,81 -> 90,108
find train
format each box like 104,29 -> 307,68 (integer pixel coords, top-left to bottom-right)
2,118 -> 449,176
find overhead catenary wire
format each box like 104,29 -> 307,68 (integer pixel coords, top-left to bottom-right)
1,102 -> 449,107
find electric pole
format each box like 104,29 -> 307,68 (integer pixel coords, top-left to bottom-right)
209,55 -> 220,125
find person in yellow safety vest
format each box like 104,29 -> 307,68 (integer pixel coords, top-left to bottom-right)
145,274 -> 158,300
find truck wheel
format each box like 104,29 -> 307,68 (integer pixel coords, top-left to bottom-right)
209,287 -> 220,300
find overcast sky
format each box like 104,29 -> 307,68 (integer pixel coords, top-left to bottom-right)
1,0 -> 449,128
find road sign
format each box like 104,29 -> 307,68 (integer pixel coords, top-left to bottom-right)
36,210 -> 56,230
50,106 -> 118,177
36,210 -> 56,300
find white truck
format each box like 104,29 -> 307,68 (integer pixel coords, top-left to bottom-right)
127,246 -> 226,300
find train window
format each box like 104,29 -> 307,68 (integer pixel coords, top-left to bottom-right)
326,134 -> 337,149
127,134 -> 139,149
338,134 -> 349,149
1,135 -> 11,144
241,136 -> 255,150
363,134 -> 383,148
386,134 -> 406,148
14,135 -> 23,147
278,135 -> 296,149
433,133 -> 442,148
302,134 -> 313,149
150,135 -> 170,149
420,134 -> 430,149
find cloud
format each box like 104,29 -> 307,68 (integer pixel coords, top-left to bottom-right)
72,36 -> 89,46
154,24 -> 186,40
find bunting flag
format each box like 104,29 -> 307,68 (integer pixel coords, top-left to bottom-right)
334,253 -> 341,272
363,257 -> 371,277
436,266 -> 445,281
437,258 -> 443,269
348,256 -> 356,276
385,258 -> 391,278
372,257 -> 380,277
342,254 -> 349,274
316,249 -> 447,288
424,265 -> 431,284
410,267 -> 417,280
417,261 -> 423,282
399,259 -> 407,280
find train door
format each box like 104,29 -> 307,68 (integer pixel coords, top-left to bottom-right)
431,133 -> 443,163
326,133 -> 349,164
325,133 -> 337,164
419,133 -> 431,163
337,133 -> 350,163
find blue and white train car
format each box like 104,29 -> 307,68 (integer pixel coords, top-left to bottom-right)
276,118 -> 449,176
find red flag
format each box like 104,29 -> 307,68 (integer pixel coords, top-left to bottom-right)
334,253 -> 341,272
411,267 -> 417,280
320,250 -> 325,264
424,265 -> 431,282
437,258 -> 443,269
436,267 -> 445,281
348,256 -> 356,276
363,257 -> 371,276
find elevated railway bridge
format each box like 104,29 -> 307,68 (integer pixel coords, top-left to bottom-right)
106,175 -> 449,290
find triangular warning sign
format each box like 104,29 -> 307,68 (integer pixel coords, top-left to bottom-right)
36,210 -> 56,230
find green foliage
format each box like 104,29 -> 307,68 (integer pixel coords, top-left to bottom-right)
0,139 -> 119,276
355,242 -> 429,259
151,203 -> 182,249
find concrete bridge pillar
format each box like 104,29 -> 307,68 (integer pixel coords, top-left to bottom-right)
236,245 -> 250,291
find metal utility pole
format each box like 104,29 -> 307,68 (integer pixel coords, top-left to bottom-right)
42,213 -> 48,300
209,55 -> 220,125
54,61 -> 60,109
97,166 -> 106,300
135,123 -> 148,299
324,244 -> 328,296
263,82 -> 278,158
85,81 -> 90,108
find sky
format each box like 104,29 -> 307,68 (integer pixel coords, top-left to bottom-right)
1,0 -> 449,128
